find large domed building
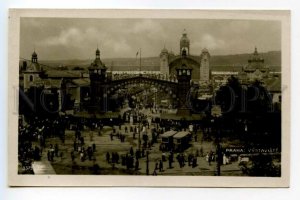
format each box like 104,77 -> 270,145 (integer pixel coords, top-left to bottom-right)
241,47 -> 270,81
159,30 -> 211,82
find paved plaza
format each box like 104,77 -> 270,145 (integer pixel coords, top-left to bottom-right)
24,119 -> 243,176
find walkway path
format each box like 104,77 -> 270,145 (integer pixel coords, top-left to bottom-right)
32,160 -> 56,175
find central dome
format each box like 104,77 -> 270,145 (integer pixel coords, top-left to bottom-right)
32,51 -> 37,57
161,47 -> 168,54
96,48 -> 100,55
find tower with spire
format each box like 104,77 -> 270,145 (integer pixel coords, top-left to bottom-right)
180,29 -> 190,56
89,47 -> 107,81
159,45 -> 169,76
95,46 -> 100,59
242,47 -> 269,81
23,50 -> 42,91
88,46 -> 108,112
199,48 -> 210,82
159,29 -> 211,82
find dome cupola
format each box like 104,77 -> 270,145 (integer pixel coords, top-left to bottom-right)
180,29 -> 190,56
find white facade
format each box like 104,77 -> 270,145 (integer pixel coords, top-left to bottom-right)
23,51 -> 41,91
199,49 -> 210,82
23,72 -> 40,91
160,50 -> 169,76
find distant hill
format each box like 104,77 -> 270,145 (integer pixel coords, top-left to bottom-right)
210,51 -> 281,71
33,51 -> 281,72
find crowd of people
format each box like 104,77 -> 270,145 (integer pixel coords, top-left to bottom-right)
18,108 -> 225,175
18,116 -> 68,173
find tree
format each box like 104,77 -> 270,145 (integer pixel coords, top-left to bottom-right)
214,77 -> 281,147
19,86 -> 60,119
239,154 -> 280,177
246,80 -> 273,114
215,76 -> 242,114
73,66 -> 84,70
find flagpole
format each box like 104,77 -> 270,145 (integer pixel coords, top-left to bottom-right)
139,48 -> 141,75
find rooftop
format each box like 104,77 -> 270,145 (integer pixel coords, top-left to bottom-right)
173,131 -> 191,139
161,130 -> 178,138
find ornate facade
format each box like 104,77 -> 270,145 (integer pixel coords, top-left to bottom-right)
88,47 -> 108,112
23,51 -> 42,91
241,47 -> 270,81
199,48 -> 210,82
159,30 -> 211,82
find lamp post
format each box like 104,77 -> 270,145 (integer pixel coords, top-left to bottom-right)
146,150 -> 149,175
211,105 -> 222,176
137,110 -> 144,152
214,115 -> 222,176
138,115 -> 141,151
244,120 -> 248,147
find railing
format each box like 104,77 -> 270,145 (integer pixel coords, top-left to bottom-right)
110,72 -> 178,83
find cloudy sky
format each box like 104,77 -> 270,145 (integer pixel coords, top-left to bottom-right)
20,18 -> 281,60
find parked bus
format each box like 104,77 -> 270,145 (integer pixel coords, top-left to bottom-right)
159,130 -> 177,151
173,131 -> 192,152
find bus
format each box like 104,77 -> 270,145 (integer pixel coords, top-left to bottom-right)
173,131 -> 192,152
159,130 -> 177,151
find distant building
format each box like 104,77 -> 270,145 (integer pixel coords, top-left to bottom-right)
264,77 -> 281,107
180,29 -> 190,56
241,47 -> 270,81
159,46 -> 169,77
238,47 -> 281,107
20,51 -> 64,113
23,51 -> 42,91
199,48 -> 210,82
88,47 -> 108,112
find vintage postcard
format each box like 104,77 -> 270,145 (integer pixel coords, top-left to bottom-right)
8,9 -> 290,187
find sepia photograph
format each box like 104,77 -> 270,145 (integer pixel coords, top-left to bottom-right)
7,9 -> 290,187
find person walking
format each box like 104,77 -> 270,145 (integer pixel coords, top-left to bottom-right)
188,154 -> 192,166
54,144 -> 59,157
168,154 -> 172,168
92,143 -> 96,152
135,159 -> 139,171
130,147 -> 134,157
106,152 -> 110,163
162,152 -> 167,162
73,140 -> 77,152
89,131 -> 93,141
71,151 -> 75,161
115,152 -> 119,164
47,150 -> 51,161
50,146 -> 55,161
192,157 -> 197,168
152,162 -> 158,176
206,152 -> 209,162
159,160 -> 163,172
80,151 -> 84,162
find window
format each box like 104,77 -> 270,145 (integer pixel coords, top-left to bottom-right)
279,95 -> 281,103
29,75 -> 33,82
182,49 -> 187,56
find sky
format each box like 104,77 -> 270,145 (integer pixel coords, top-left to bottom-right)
20,18 -> 281,60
